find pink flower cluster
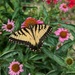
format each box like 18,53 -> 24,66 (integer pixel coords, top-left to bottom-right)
67,0 -> 75,8
2,17 -> 44,32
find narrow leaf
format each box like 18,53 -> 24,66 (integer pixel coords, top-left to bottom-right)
42,48 -> 66,66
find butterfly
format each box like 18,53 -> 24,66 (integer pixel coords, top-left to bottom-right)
9,24 -> 52,50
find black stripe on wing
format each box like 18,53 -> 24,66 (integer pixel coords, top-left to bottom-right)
40,24 -> 52,41
9,36 -> 42,51
35,24 -> 52,49
9,24 -> 52,51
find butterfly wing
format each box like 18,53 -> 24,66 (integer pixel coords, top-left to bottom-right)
9,28 -> 36,47
32,25 -> 52,50
9,24 -> 52,50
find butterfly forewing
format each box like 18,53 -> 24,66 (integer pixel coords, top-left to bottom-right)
35,25 -> 50,44
9,24 -> 52,50
9,28 -> 36,46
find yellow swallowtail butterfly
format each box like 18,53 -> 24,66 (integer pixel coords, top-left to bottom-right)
9,24 -> 52,50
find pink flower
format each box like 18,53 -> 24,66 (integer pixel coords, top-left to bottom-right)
37,20 -> 44,24
54,28 -> 70,42
21,17 -> 37,28
21,17 -> 44,28
46,0 -> 51,4
46,0 -> 58,4
2,19 -> 14,32
59,3 -> 69,12
53,0 -> 58,4
8,60 -> 24,75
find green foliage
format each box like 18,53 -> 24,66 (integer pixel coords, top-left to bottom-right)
0,0 -> 75,75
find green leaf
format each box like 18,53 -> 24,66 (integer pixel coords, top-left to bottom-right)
57,40 -> 74,56
0,67 -> 1,75
66,72 -> 75,75
3,44 -> 16,52
46,70 -> 59,75
1,12 -> 12,19
29,54 -> 43,61
47,35 -> 58,46
18,50 -> 24,61
42,47 -> 66,67
41,5 -> 49,23
70,30 -> 75,40
12,8 -> 19,19
0,50 -> 18,59
35,72 -> 45,75
43,6 -> 48,17
24,62 -> 35,69
6,0 -> 14,10
61,23 -> 75,31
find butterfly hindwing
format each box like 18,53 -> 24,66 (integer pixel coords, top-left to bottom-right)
9,24 -> 52,50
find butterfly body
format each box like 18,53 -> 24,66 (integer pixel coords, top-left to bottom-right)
9,24 -> 52,50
